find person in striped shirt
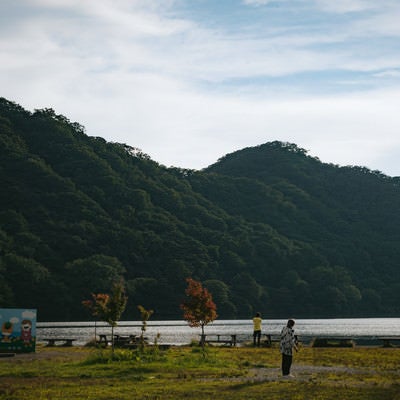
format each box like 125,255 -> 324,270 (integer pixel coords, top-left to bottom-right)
280,319 -> 298,377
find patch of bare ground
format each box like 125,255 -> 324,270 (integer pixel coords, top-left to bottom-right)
0,346 -> 89,363
247,365 -> 371,382
202,365 -> 376,383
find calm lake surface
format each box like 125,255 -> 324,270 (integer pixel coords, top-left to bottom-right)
37,318 -> 400,346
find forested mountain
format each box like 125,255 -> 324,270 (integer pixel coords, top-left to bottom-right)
1,97 -> 399,321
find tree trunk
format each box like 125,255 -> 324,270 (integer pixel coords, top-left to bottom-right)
201,324 -> 205,351
111,325 -> 115,355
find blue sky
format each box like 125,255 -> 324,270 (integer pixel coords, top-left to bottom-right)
1,0 -> 400,175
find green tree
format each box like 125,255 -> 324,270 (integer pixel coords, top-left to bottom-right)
3,254 -> 50,307
203,279 -> 236,318
83,280 -> 127,354
137,305 -> 154,351
66,255 -> 126,317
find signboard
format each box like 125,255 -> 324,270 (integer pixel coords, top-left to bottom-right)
0,308 -> 37,353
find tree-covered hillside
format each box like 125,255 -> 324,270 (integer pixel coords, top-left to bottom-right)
1,98 -> 399,321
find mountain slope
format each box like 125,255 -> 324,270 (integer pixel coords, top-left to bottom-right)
1,98 -> 399,320
202,141 -> 400,277
192,142 -> 400,315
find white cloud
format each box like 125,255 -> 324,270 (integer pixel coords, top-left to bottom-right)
1,0 -> 400,176
373,69 -> 400,78
27,0 -> 191,37
22,310 -> 37,319
70,81 -> 400,174
314,0 -> 378,13
352,9 -> 400,37
242,0 -> 277,5
243,0 -> 389,13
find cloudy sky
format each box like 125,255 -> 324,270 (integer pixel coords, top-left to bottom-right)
1,1 -> 400,175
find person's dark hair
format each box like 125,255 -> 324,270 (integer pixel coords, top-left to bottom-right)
255,312 -> 261,317
287,319 -> 295,328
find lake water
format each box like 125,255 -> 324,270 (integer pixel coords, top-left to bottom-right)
37,318 -> 400,346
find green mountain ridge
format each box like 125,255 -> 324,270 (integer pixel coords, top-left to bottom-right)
1,97 -> 399,321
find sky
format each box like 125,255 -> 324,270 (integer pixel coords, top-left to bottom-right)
1,0 -> 400,176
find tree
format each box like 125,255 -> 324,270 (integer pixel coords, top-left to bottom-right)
204,279 -> 237,318
137,305 -> 154,351
82,280 -> 127,354
180,278 -> 217,349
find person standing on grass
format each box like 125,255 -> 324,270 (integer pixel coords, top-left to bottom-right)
252,312 -> 262,346
280,319 -> 298,377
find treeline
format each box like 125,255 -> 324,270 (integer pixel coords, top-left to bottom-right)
1,97 -> 399,321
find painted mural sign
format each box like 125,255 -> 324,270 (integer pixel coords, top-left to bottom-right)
0,308 -> 37,353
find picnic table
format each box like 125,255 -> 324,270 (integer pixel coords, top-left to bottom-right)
43,338 -> 76,347
378,337 -> 400,348
97,334 -> 111,346
312,337 -> 354,347
114,335 -> 137,348
262,334 -> 282,347
97,334 -> 143,348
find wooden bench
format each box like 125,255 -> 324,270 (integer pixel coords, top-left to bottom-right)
199,334 -> 237,347
378,337 -> 400,348
312,337 -> 354,348
43,338 -> 76,347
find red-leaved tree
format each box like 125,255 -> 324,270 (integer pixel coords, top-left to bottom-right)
180,278 -> 217,347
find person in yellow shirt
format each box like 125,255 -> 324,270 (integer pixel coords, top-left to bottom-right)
252,312 -> 262,346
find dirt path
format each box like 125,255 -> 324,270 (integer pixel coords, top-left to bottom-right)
246,364 -> 370,382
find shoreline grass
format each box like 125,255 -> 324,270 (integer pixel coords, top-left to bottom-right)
1,345 -> 399,399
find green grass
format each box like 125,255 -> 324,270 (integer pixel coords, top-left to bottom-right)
1,345 -> 400,399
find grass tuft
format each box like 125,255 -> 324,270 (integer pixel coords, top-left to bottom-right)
1,346 -> 400,399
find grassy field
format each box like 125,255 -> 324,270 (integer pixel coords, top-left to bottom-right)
1,344 -> 399,400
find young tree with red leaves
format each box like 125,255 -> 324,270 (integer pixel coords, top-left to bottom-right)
181,278 -> 217,348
